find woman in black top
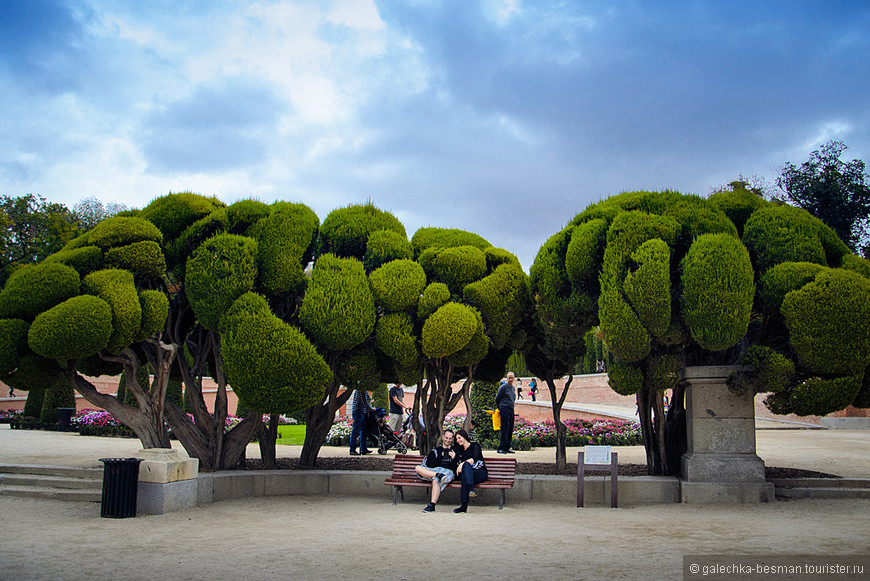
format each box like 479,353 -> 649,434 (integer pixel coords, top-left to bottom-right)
453,429 -> 488,513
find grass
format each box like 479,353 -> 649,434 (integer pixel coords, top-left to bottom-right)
276,424 -> 306,445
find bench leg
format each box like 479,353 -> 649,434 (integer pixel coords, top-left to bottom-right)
393,485 -> 404,505
499,489 -> 505,509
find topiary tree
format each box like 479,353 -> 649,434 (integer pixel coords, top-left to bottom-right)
533,187 -> 870,475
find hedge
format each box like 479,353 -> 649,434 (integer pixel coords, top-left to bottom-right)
364,229 -> 413,272
742,205 -> 827,271
0,318 -> 29,376
463,262 -> 527,350
410,227 -> 490,258
82,269 -> 142,354
140,192 -> 223,241
417,282 -> 451,320
317,203 -> 405,260
105,240 -> 166,282
44,246 -> 103,277
369,259 -> 427,312
248,202 -> 319,295
137,290 -> 169,341
420,245 -> 487,292
622,238 -> 671,339
421,302 -> 481,359
86,216 -> 163,251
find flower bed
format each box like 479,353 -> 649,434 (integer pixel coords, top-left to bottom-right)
0,409 -> 23,424
325,413 -> 642,449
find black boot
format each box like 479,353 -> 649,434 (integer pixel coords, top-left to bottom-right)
423,503 -> 436,513
453,503 -> 468,513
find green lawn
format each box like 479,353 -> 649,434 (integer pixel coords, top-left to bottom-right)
276,424 -> 306,445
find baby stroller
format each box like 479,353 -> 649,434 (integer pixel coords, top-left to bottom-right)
366,408 -> 408,455
399,412 -> 425,451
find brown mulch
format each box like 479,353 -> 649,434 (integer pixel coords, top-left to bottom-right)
240,456 -> 840,479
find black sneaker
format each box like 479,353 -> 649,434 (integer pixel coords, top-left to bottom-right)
422,503 -> 435,513
435,473 -> 444,482
349,450 -> 360,456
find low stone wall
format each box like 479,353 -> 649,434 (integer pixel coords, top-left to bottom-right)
193,469 -> 681,508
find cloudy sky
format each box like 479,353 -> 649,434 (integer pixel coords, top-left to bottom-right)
2,0 -> 869,270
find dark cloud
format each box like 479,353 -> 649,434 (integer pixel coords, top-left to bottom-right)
141,80 -> 286,173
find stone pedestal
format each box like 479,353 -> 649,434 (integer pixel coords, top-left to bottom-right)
135,448 -> 199,514
680,366 -> 774,503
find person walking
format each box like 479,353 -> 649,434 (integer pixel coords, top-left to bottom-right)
349,389 -> 372,455
388,383 -> 410,434
494,372 -> 517,454
516,378 -> 524,400
529,378 -> 538,402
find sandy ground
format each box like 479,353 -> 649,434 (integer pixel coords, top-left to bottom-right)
1,495 -> 869,581
2,426 -> 870,580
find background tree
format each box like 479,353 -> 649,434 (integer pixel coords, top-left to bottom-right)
777,140 -> 870,254
534,188 -> 870,475
1,194 -> 79,285
72,196 -> 130,232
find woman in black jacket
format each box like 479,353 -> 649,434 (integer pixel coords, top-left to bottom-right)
453,429 -> 488,513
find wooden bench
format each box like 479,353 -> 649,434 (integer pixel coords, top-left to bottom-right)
385,454 -> 516,509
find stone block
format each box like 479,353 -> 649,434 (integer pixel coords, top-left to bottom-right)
681,481 -> 774,503
686,417 -> 757,454
196,473 -> 214,506
135,449 -> 198,484
686,383 -> 755,419
263,471 -> 329,496
138,479 -> 198,514
326,470 -> 388,496
681,452 -> 766,483
821,417 -> 870,430
211,471 -> 266,502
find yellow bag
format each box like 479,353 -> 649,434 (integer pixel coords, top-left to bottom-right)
485,409 -> 501,431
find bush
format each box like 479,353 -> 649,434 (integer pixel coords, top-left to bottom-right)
0,318 -> 29,376
318,203 -> 406,260
369,259 -> 427,312
5,354 -> 65,392
0,262 -> 81,321
420,245 -> 487,292
680,233 -> 754,351
140,192 -> 223,241
248,202 -> 319,294
463,263 -> 527,350
86,216 -> 163,251
82,269 -> 142,353
375,312 -> 420,370
364,229 -> 413,272
137,290 -> 169,340
44,246 -> 103,276
185,234 -> 258,331
28,295 -> 113,360
299,254 -> 375,351
781,269 -> 870,376
759,262 -> 825,315
742,205 -> 826,271
421,302 -> 481,359
607,360 -> 644,395
707,185 -> 767,237
417,282 -> 450,320
105,240 -> 166,283
565,218 -> 608,290
623,239 -> 671,338
469,380 -> 500,442
40,377 -> 76,425
410,227 -> 490,258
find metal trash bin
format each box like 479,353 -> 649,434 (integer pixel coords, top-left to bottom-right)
99,458 -> 142,518
56,407 -> 76,432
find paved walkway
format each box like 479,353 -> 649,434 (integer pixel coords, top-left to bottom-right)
2,423 -> 870,478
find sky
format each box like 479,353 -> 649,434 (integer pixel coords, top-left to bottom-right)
1,0 -> 869,271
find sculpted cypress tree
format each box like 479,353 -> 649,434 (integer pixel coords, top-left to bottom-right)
532,188 -> 870,475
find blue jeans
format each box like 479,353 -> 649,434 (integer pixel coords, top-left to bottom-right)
350,411 -> 369,453
458,465 -> 488,503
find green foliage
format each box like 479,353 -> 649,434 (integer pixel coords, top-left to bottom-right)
598,278 -> 651,362
469,380 -> 500,441
226,199 -> 271,232
840,254 -> 870,279
680,234 -> 754,351
742,205 -> 827,271
336,349 -> 381,394
417,282 -> 450,319
221,292 -> 332,414
86,216 -> 163,251
759,262 -> 825,315
185,234 -> 258,331
707,183 -> 768,236
476,346 -> 514,383
137,290 -> 169,340
463,263 -> 527,350
318,203 -> 405,260
781,269 -> 870,376
530,225 -> 573,300
375,312 -> 420,370
105,240 -> 166,282
0,262 -> 80,321
299,254 -> 376,351
419,245 -> 487,292
410,227 -> 490,258
364,229 -> 413,272
421,302 -> 481,359
738,345 -> 796,394
40,377 -> 77,424
44,246 -> 103,276
166,378 -> 183,407
140,192 -> 223,241
447,308 -> 488,367
484,247 -> 521,271
788,374 -> 864,416
77,354 -> 123,377
777,140 -> 870,251
565,218 -> 608,289
608,360 -> 644,395
4,354 -> 65,391
248,202 -> 319,295
644,352 -> 680,391
369,259 -> 427,312
28,295 -> 113,360
22,386 -> 46,417
82,269 -> 142,354
0,318 -> 29,376
623,239 -> 671,338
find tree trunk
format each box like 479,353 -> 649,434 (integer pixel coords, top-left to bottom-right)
636,390 -> 655,474
417,361 -> 467,455
544,373 -> 573,472
299,375 -> 352,468
259,414 -> 279,469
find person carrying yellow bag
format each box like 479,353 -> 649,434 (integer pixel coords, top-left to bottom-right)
485,408 -> 501,431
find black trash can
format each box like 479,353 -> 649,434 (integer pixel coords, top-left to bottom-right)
99,458 -> 142,518
56,407 -> 76,432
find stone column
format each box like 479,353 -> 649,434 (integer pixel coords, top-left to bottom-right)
135,448 -> 199,514
680,365 -> 774,503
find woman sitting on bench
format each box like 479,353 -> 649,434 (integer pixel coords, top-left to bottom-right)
453,429 -> 488,513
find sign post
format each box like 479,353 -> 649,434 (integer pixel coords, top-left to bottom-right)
577,446 -> 618,508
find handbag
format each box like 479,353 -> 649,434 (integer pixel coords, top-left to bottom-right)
485,409 -> 501,431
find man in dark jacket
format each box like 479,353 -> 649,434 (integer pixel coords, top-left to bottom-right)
494,372 -> 517,454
